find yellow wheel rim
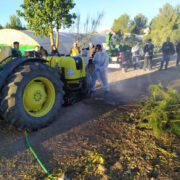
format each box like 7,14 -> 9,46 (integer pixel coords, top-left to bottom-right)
23,77 -> 56,117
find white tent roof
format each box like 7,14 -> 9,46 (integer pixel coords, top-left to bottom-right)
0,29 -> 39,46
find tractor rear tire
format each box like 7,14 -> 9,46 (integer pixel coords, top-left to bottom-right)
0,62 -> 64,130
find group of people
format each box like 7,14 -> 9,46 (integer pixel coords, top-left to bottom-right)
12,36 -> 179,96
12,41 -> 60,59
32,44 -> 60,58
89,36 -> 180,95
131,37 -> 180,71
69,41 -> 110,94
11,40 -> 110,94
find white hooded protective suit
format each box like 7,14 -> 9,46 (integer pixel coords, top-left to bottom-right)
76,49 -> 89,68
81,49 -> 89,67
92,51 -> 109,92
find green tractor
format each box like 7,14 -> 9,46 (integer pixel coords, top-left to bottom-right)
0,47 -> 92,130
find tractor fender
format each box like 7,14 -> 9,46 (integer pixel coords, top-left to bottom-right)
0,57 -> 47,90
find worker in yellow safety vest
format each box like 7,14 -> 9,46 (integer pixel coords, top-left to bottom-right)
70,42 -> 81,56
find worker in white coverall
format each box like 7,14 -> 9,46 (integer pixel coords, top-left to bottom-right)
91,44 -> 110,94
77,49 -> 89,68
81,49 -> 89,68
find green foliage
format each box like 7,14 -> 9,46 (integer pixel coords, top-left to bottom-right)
44,149 -> 105,179
138,84 -> 180,136
150,3 -> 180,46
123,34 -> 142,47
65,149 -> 105,179
17,0 -> 76,45
133,13 -> 148,34
113,30 -> 123,44
5,14 -> 25,30
153,46 -> 162,54
111,32 -> 142,49
112,13 -> 148,35
0,24 -> 2,29
111,14 -> 135,34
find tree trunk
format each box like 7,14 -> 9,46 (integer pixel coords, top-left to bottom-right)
50,31 -> 54,46
56,31 -> 59,49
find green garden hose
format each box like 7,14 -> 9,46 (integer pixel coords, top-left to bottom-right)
25,130 -> 53,179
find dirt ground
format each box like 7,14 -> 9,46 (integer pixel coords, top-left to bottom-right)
0,54 -> 180,179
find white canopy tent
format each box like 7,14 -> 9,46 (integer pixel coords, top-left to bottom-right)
0,29 -> 40,55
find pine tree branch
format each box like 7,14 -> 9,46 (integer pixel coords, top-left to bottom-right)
162,120 -> 180,123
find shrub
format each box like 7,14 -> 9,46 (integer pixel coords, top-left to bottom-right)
138,84 -> 180,136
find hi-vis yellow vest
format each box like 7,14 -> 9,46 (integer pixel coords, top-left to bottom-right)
70,48 -> 80,56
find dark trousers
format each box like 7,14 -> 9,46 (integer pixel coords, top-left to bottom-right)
177,54 -> 180,66
132,56 -> 140,70
160,54 -> 170,70
86,59 -> 95,75
143,56 -> 152,70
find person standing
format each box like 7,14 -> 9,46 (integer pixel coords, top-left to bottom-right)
91,44 -> 110,94
88,42 -> 96,62
50,44 -> 60,56
83,42 -> 95,63
12,41 -> 22,58
131,42 -> 140,70
118,51 -> 127,72
160,37 -> 175,70
70,41 -> 81,56
77,49 -> 89,68
84,42 -> 96,74
176,38 -> 180,66
33,46 -> 40,58
143,39 -> 154,71
40,46 -> 48,59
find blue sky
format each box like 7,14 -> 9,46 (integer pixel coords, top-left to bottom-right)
0,0 -> 179,32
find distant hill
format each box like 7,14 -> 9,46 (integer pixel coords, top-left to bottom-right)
100,29 -> 110,34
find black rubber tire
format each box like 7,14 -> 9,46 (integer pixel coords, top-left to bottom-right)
0,62 -> 64,130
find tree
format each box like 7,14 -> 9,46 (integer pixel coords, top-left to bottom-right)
176,4 -> 180,15
6,14 -> 25,30
133,13 -> 148,34
17,0 -> 76,48
111,14 -> 135,34
69,12 -> 104,49
73,13 -> 104,49
149,3 -> 180,45
0,24 -> 2,29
